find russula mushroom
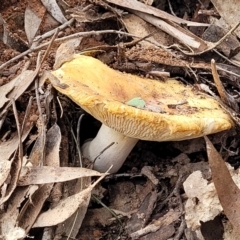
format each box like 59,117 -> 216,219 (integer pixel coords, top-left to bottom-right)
49,54 -> 233,173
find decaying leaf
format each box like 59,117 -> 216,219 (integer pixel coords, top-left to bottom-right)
184,170 -> 223,230
18,166 -> 104,186
205,136 -> 240,234
33,174 -> 107,228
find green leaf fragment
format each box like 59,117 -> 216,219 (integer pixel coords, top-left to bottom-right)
125,97 -> 146,108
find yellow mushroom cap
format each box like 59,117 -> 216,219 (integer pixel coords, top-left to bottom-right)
50,54 -> 233,141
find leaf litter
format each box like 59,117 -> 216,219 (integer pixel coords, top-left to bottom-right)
1,0 -> 240,239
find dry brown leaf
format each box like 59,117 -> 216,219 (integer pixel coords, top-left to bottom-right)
132,10 -> 207,51
28,124 -> 46,166
0,14 -> 28,52
33,174 -> 107,228
211,0 -> 240,38
122,14 -> 170,47
0,160 -> 12,187
106,0 -> 208,51
0,154 -> 22,206
0,70 -> 34,109
184,170 -> 223,230
0,187 -> 29,239
18,166 -> 104,186
24,2 -> 46,44
130,209 -> 181,239
71,8 -> 115,23
45,123 -> 61,166
105,0 -> 209,27
41,0 -> 67,24
18,183 -> 54,233
53,38 -> 81,70
57,177 -> 91,238
205,136 -> 240,234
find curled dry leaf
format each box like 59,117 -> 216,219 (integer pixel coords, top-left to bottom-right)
18,166 -> 104,186
205,136 -> 240,234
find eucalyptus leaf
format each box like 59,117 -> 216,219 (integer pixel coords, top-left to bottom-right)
125,97 -> 146,108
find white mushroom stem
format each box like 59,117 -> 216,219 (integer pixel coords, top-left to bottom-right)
82,124 -> 139,173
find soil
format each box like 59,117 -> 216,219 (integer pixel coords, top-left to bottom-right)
1,0 -> 240,240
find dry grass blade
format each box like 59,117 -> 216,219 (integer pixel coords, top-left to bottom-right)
205,136 -> 240,234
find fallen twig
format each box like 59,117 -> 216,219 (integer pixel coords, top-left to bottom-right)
0,30 -> 161,71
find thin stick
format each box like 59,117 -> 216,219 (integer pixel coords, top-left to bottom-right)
179,21 -> 240,56
32,18 -> 74,48
0,30 -> 164,71
56,96 -> 63,118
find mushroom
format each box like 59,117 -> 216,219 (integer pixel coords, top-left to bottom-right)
49,54 -> 233,173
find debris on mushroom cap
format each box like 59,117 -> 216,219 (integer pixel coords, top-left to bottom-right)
49,54 -> 234,141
